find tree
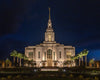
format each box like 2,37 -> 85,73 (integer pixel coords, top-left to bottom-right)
78,52 -> 84,66
64,60 -> 72,67
10,50 -> 17,65
82,49 -> 89,67
77,49 -> 89,66
5,58 -> 11,67
30,59 -> 35,67
23,55 -> 28,60
70,49 -> 89,67
17,53 -> 23,67
23,55 -> 28,67
71,55 -> 79,66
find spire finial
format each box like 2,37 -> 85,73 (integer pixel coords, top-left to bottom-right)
47,7 -> 52,28
49,7 -> 51,19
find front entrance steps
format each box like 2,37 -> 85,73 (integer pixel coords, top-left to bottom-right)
40,67 -> 59,71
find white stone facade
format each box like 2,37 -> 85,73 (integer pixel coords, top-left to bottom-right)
25,8 -> 75,67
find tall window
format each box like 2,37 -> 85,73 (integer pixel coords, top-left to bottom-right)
48,35 -> 51,41
47,49 -> 52,59
59,51 -> 61,58
38,51 -> 40,58
66,52 -> 71,58
29,52 -> 33,58
54,52 -> 55,60
44,52 -> 46,60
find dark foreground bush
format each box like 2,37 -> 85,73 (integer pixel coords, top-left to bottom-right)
0,75 -> 99,80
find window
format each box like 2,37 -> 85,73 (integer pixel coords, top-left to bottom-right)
66,55 -> 71,58
47,49 -> 52,59
38,51 -> 40,58
59,51 -> 61,58
44,52 -> 46,60
48,35 -> 51,41
29,52 -> 33,58
66,52 -> 71,58
66,51 -> 71,55
54,52 -> 55,60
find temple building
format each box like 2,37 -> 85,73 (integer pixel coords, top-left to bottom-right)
25,8 -> 75,67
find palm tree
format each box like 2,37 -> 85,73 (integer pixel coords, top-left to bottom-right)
30,59 -> 35,67
82,49 -> 89,67
23,55 -> 28,60
23,55 -> 28,66
64,60 -> 72,67
71,49 -> 89,67
71,55 -> 79,66
10,50 -> 17,65
77,49 -> 89,67
16,54 -> 19,64
17,53 -> 23,67
78,52 -> 84,66
23,59 -> 29,67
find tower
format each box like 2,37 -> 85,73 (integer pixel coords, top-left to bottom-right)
44,8 -> 56,43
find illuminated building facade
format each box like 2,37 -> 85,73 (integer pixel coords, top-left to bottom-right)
25,8 -> 75,67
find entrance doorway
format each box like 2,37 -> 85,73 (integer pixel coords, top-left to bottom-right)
47,49 -> 52,67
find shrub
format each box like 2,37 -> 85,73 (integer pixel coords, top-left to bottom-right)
78,75 -> 84,80
38,74 -> 43,77
1,77 -> 6,80
15,75 -> 22,80
23,76 -> 28,79
95,76 -> 99,80
61,74 -> 66,77
69,74 -> 73,78
7,75 -> 12,79
85,77 -> 91,80
92,70 -> 96,73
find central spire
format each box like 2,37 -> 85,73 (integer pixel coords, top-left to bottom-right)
44,8 -> 56,43
48,7 -> 52,28
49,7 -> 51,19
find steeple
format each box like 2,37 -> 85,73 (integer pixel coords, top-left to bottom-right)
49,7 -> 51,19
48,7 -> 52,28
44,8 -> 55,43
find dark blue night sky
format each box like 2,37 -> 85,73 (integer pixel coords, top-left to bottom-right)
0,0 -> 100,61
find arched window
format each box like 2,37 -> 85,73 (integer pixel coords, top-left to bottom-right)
38,51 -> 40,58
59,51 -> 61,58
47,49 -> 52,59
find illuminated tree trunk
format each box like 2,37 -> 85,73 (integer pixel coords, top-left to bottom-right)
89,63 -> 92,67
82,57 -> 83,66
79,58 -> 80,66
85,55 -> 87,67
71,61 -> 72,67
20,58 -> 21,67
2,62 -> 5,68
17,57 -> 18,63
13,57 -> 15,63
96,62 -> 99,68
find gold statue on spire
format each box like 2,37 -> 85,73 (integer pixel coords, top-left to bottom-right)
49,7 -> 51,19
